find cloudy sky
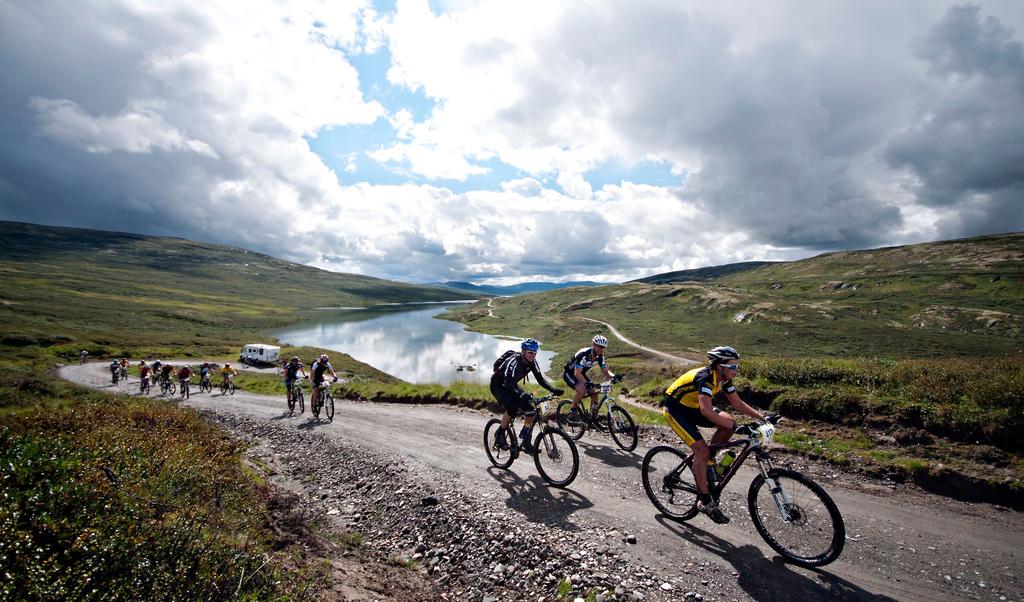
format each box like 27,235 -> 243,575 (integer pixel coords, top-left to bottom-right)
1,1 -> 1022,284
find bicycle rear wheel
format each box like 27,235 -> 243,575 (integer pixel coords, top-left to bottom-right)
287,389 -> 296,412
483,418 -> 515,469
748,468 -> 845,567
641,445 -> 700,521
533,427 -> 579,488
607,406 -> 638,451
324,392 -> 334,421
555,400 -> 586,440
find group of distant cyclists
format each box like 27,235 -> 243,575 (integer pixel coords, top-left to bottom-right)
490,334 -> 768,525
95,350 -> 340,411
112,358 -> 237,394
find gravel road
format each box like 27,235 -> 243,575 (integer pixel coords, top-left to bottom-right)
63,363 -> 1022,602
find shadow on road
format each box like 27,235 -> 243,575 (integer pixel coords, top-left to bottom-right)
578,441 -> 642,469
653,515 -> 894,602
269,411 -> 297,422
296,416 -> 332,430
486,467 -> 593,531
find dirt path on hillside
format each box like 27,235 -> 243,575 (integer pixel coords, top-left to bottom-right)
581,317 -> 697,366
63,363 -> 1022,601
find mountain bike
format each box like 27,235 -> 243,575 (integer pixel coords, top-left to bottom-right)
199,374 -> 213,393
179,378 -> 190,400
484,394 -> 580,488
139,375 -> 151,395
287,377 -> 306,414
219,375 -> 236,395
118,366 -> 128,383
641,415 -> 845,567
311,378 -> 336,421
159,377 -> 176,396
555,375 -> 638,451
111,369 -> 120,386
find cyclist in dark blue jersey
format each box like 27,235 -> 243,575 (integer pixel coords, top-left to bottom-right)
491,338 -> 564,453
562,334 -> 616,413
284,356 -> 307,406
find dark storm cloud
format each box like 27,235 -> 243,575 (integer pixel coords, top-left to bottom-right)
886,4 -> 1024,237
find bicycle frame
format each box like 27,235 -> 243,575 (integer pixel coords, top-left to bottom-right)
579,381 -> 620,423
669,426 -> 793,518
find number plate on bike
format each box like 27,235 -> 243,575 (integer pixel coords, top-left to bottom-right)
542,401 -> 555,415
601,384 -> 612,394
756,423 -> 776,443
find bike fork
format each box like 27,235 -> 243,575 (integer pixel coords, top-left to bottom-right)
756,458 -> 795,522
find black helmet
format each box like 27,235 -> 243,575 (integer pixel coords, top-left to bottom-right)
707,346 -> 741,363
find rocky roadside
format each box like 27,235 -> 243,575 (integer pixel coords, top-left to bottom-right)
208,411 -> 727,602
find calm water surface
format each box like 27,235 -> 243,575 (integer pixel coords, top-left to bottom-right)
269,302 -> 556,385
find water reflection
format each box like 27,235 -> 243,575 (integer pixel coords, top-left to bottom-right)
269,303 -> 556,385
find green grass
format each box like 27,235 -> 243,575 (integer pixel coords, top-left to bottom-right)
0,382 -> 284,600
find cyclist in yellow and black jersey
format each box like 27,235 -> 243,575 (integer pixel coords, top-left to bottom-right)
662,346 -> 766,525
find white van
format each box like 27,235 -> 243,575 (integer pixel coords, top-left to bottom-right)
239,344 -> 280,366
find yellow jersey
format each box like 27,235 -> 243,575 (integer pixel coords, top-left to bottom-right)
664,366 -> 736,408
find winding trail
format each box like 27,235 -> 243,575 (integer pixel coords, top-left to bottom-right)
62,363 -> 1023,602
581,317 -> 697,366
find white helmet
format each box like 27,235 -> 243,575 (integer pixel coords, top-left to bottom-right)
593,335 -> 608,347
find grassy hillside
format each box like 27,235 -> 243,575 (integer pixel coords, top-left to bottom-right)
0,220 -> 474,358
450,232 -> 1024,360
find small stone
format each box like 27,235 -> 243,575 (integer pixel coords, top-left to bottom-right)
422,496 -> 440,507
326,508 -> 340,515
626,535 -> 637,544
660,583 -> 673,591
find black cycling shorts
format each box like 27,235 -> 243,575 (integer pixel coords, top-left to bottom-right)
490,379 -> 533,419
562,370 -> 593,390
662,395 -> 720,446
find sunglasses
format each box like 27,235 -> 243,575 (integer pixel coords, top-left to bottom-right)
720,363 -> 741,370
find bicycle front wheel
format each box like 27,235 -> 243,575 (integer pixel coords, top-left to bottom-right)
287,390 -> 296,412
555,400 -> 586,440
168,382 -> 176,395
297,389 -> 304,413
607,406 -> 638,451
228,382 -> 235,395
483,418 -> 515,469
324,393 -> 334,421
748,468 -> 846,567
641,446 -> 699,521
533,427 -> 579,488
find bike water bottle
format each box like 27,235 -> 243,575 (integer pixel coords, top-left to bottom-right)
717,450 -> 737,476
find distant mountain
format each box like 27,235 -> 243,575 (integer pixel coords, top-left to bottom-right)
631,261 -> 777,284
433,280 -> 605,296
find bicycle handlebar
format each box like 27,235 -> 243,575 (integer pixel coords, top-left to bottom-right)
734,413 -> 782,435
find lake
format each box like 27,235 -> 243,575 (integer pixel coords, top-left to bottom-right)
269,302 -> 557,385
